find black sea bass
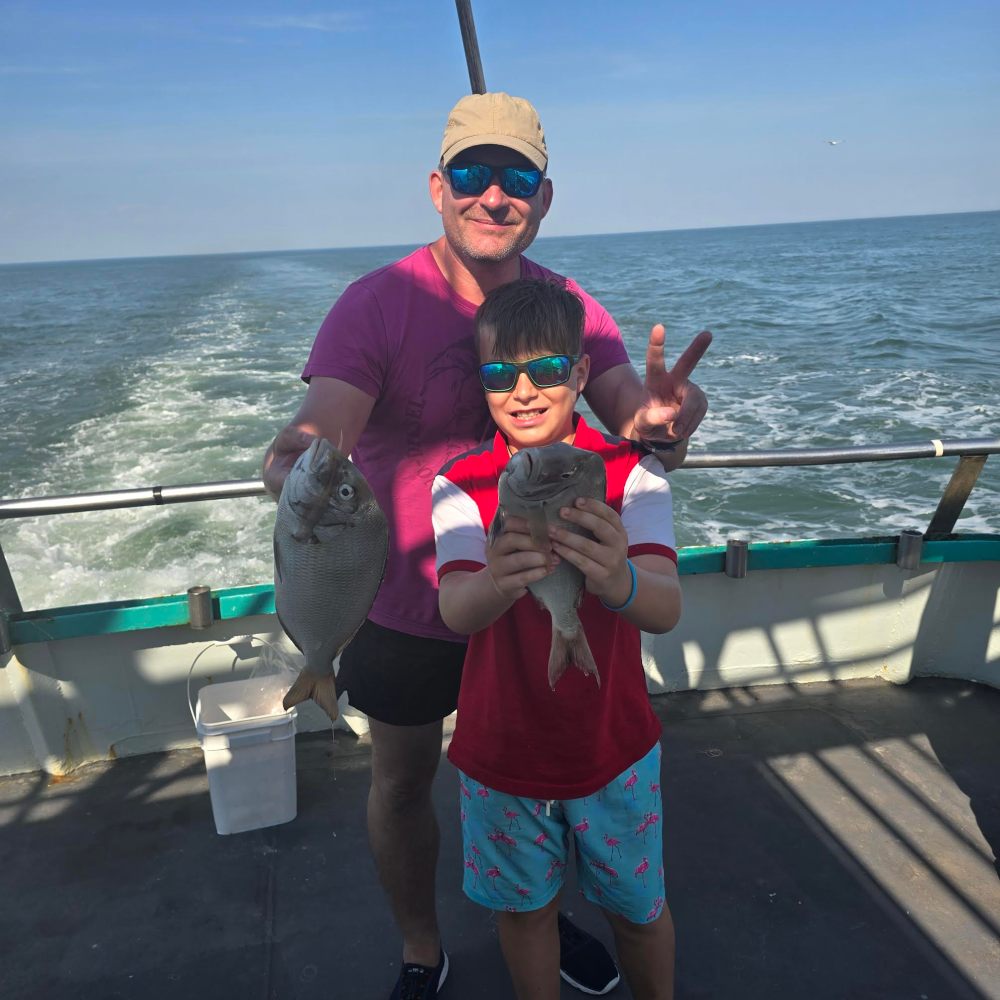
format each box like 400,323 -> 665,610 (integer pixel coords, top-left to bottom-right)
274,438 -> 388,722
491,442 -> 607,689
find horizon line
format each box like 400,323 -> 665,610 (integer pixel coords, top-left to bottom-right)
2,207 -> 997,269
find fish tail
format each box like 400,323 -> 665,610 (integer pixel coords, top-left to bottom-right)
547,627 -> 601,689
282,670 -> 340,723
568,629 -> 601,687
547,631 -> 570,689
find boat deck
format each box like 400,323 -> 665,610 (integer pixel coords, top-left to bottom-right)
1,676 -> 998,1000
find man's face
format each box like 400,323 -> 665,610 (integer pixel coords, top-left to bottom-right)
430,144 -> 553,265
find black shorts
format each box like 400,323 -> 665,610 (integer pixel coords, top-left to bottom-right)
337,619 -> 467,727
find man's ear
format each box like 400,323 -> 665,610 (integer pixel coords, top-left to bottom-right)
576,354 -> 591,393
429,170 -> 444,215
539,177 -> 553,219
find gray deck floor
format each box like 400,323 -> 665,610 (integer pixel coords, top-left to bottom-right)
1,676 -> 998,1000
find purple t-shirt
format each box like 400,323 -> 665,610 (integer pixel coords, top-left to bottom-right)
301,244 -> 629,641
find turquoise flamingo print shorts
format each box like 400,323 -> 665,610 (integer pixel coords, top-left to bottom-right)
457,742 -> 665,924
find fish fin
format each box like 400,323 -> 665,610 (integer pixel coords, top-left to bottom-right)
282,670 -> 340,723
334,621 -> 366,660
548,626 -> 601,690
273,536 -> 284,585
272,545 -> 303,652
274,607 -> 302,654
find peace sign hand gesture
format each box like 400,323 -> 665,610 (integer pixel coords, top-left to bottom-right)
633,325 -> 712,442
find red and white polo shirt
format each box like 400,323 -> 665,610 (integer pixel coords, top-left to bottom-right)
431,415 -> 677,800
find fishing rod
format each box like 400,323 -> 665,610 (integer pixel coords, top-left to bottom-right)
455,0 -> 486,93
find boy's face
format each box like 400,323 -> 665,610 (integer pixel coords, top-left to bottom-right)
478,324 -> 590,453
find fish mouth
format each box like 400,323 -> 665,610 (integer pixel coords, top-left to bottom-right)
307,436 -> 336,470
507,448 -> 575,497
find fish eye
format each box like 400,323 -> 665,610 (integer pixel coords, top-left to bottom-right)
338,484 -> 355,500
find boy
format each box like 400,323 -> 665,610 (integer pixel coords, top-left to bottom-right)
431,279 -> 681,1000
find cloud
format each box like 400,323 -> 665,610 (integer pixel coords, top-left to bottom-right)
240,13 -> 363,33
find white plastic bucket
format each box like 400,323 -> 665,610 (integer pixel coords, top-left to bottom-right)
189,646 -> 299,835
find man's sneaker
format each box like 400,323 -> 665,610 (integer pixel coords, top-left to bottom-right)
389,949 -> 449,1000
558,913 -> 621,995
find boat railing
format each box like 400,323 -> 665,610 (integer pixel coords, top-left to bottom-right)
1,436 -> 997,649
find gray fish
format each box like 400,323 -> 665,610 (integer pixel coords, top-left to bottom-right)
273,438 -> 388,722
491,442 -> 607,689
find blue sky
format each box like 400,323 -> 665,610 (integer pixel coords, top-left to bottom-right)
1,1 -> 998,263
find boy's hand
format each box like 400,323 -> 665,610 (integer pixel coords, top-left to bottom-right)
486,514 -> 558,601
548,498 -> 633,607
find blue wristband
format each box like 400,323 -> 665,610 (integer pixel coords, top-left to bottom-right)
600,559 -> 638,612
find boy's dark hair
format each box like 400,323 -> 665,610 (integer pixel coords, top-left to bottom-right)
475,279 -> 584,360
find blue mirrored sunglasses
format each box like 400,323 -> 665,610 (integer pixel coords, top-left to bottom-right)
479,355 -> 579,392
445,162 -> 544,199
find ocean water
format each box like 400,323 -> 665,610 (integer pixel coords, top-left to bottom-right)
1,211 -> 998,611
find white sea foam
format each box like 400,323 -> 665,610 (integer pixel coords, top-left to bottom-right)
3,217 -> 998,610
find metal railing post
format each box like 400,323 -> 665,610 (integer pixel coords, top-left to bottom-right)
0,541 -> 23,613
896,529 -> 924,570
187,586 -> 214,629
926,455 -> 989,537
0,615 -> 11,656
0,541 -> 20,655
725,539 -> 749,578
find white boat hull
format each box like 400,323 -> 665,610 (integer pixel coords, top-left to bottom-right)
2,541 -> 998,777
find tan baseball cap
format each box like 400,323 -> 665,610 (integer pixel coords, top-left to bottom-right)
440,92 -> 548,172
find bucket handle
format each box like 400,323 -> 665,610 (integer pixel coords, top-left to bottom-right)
187,634 -> 285,727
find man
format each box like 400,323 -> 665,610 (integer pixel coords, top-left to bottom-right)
263,92 -> 711,1000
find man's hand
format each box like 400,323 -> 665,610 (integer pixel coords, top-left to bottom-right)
262,426 -> 317,501
261,376 -> 377,501
633,325 -> 712,442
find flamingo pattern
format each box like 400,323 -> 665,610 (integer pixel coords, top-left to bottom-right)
456,743 -> 665,922
464,856 -> 481,886
634,856 -> 650,887
486,865 -> 502,891
623,768 -> 639,800
503,806 -> 521,830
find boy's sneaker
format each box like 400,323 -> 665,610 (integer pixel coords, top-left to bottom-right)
389,950 -> 449,1000
558,913 -> 621,995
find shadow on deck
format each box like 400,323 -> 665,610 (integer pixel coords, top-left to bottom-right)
1,676 -> 998,1000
